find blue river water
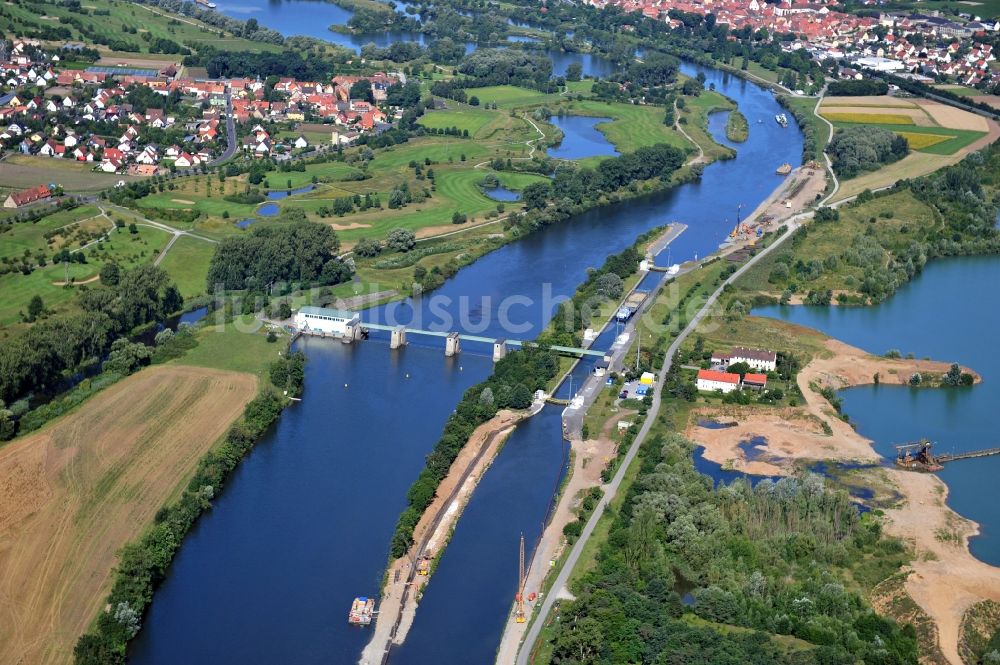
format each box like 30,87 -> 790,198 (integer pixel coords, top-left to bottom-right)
756,255 -> 1000,566
547,115 -> 619,160
130,58 -> 803,665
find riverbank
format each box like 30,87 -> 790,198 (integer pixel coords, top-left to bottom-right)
361,407 -> 530,664
685,335 -> 995,664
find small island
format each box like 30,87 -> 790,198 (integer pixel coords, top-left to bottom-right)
726,109 -> 749,142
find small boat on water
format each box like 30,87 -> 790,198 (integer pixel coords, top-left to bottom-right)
775,113 -> 788,127
776,163 -> 792,175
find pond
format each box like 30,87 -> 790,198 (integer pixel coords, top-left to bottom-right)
267,184 -> 315,200
482,185 -> 521,202
546,115 -> 618,160
256,203 -> 280,216
235,219 -> 255,229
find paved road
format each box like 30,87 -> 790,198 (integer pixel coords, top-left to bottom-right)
208,89 -> 236,167
514,213 -> 807,665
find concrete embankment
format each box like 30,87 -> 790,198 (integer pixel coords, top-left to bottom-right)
360,407 -> 538,665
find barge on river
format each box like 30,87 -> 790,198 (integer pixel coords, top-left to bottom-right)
348,597 -> 375,625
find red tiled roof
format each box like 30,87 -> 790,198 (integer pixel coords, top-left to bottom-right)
743,373 -> 768,385
697,369 -> 740,384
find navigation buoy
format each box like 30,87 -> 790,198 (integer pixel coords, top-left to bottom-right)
344,383 -> 349,388
405,373 -> 410,378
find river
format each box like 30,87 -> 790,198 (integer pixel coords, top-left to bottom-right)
129,25 -> 802,665
756,255 -> 1000,567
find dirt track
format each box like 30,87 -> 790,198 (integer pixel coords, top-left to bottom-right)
0,365 -> 257,665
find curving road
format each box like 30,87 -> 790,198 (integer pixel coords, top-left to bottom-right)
514,211 -> 809,665
208,89 -> 236,167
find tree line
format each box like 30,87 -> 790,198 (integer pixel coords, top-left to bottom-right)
0,265 -> 183,414
388,346 -> 559,559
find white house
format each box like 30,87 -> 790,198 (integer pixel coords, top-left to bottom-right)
294,306 -> 359,336
293,135 -> 309,149
712,347 -> 777,373
696,369 -> 741,394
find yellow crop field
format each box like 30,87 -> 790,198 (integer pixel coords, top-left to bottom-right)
894,131 -> 954,150
820,112 -> 915,125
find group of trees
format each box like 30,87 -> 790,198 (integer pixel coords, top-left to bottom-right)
456,48 -> 555,90
827,79 -> 888,96
388,346 -> 558,558
827,126 -> 909,179
548,432 -> 919,664
0,265 -> 183,426
206,221 -> 352,291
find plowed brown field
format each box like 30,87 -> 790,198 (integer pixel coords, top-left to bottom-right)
0,365 -> 257,665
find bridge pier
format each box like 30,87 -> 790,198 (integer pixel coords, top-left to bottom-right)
445,332 -> 461,357
492,339 -> 507,362
390,326 -> 407,349
342,321 -> 362,344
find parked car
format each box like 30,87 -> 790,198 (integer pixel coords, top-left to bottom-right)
619,390 -> 629,399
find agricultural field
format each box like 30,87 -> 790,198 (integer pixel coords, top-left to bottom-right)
0,0 -> 282,55
819,111 -> 916,125
0,364 -> 258,665
0,207 -> 173,326
820,95 -> 997,200
0,155 -> 141,195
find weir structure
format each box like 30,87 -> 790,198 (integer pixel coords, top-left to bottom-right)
356,322 -> 606,360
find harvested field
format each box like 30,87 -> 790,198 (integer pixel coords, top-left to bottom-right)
820,111 -> 916,125
913,100 -> 990,132
0,365 -> 257,665
0,156 -> 141,193
978,95 -> 1000,111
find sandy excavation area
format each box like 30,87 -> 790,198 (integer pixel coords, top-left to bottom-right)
689,338 -> 979,471
884,470 -> 1000,665
0,365 -> 257,665
686,337 -> 994,664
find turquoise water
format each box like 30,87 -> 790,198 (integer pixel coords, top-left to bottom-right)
756,255 -> 1000,566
